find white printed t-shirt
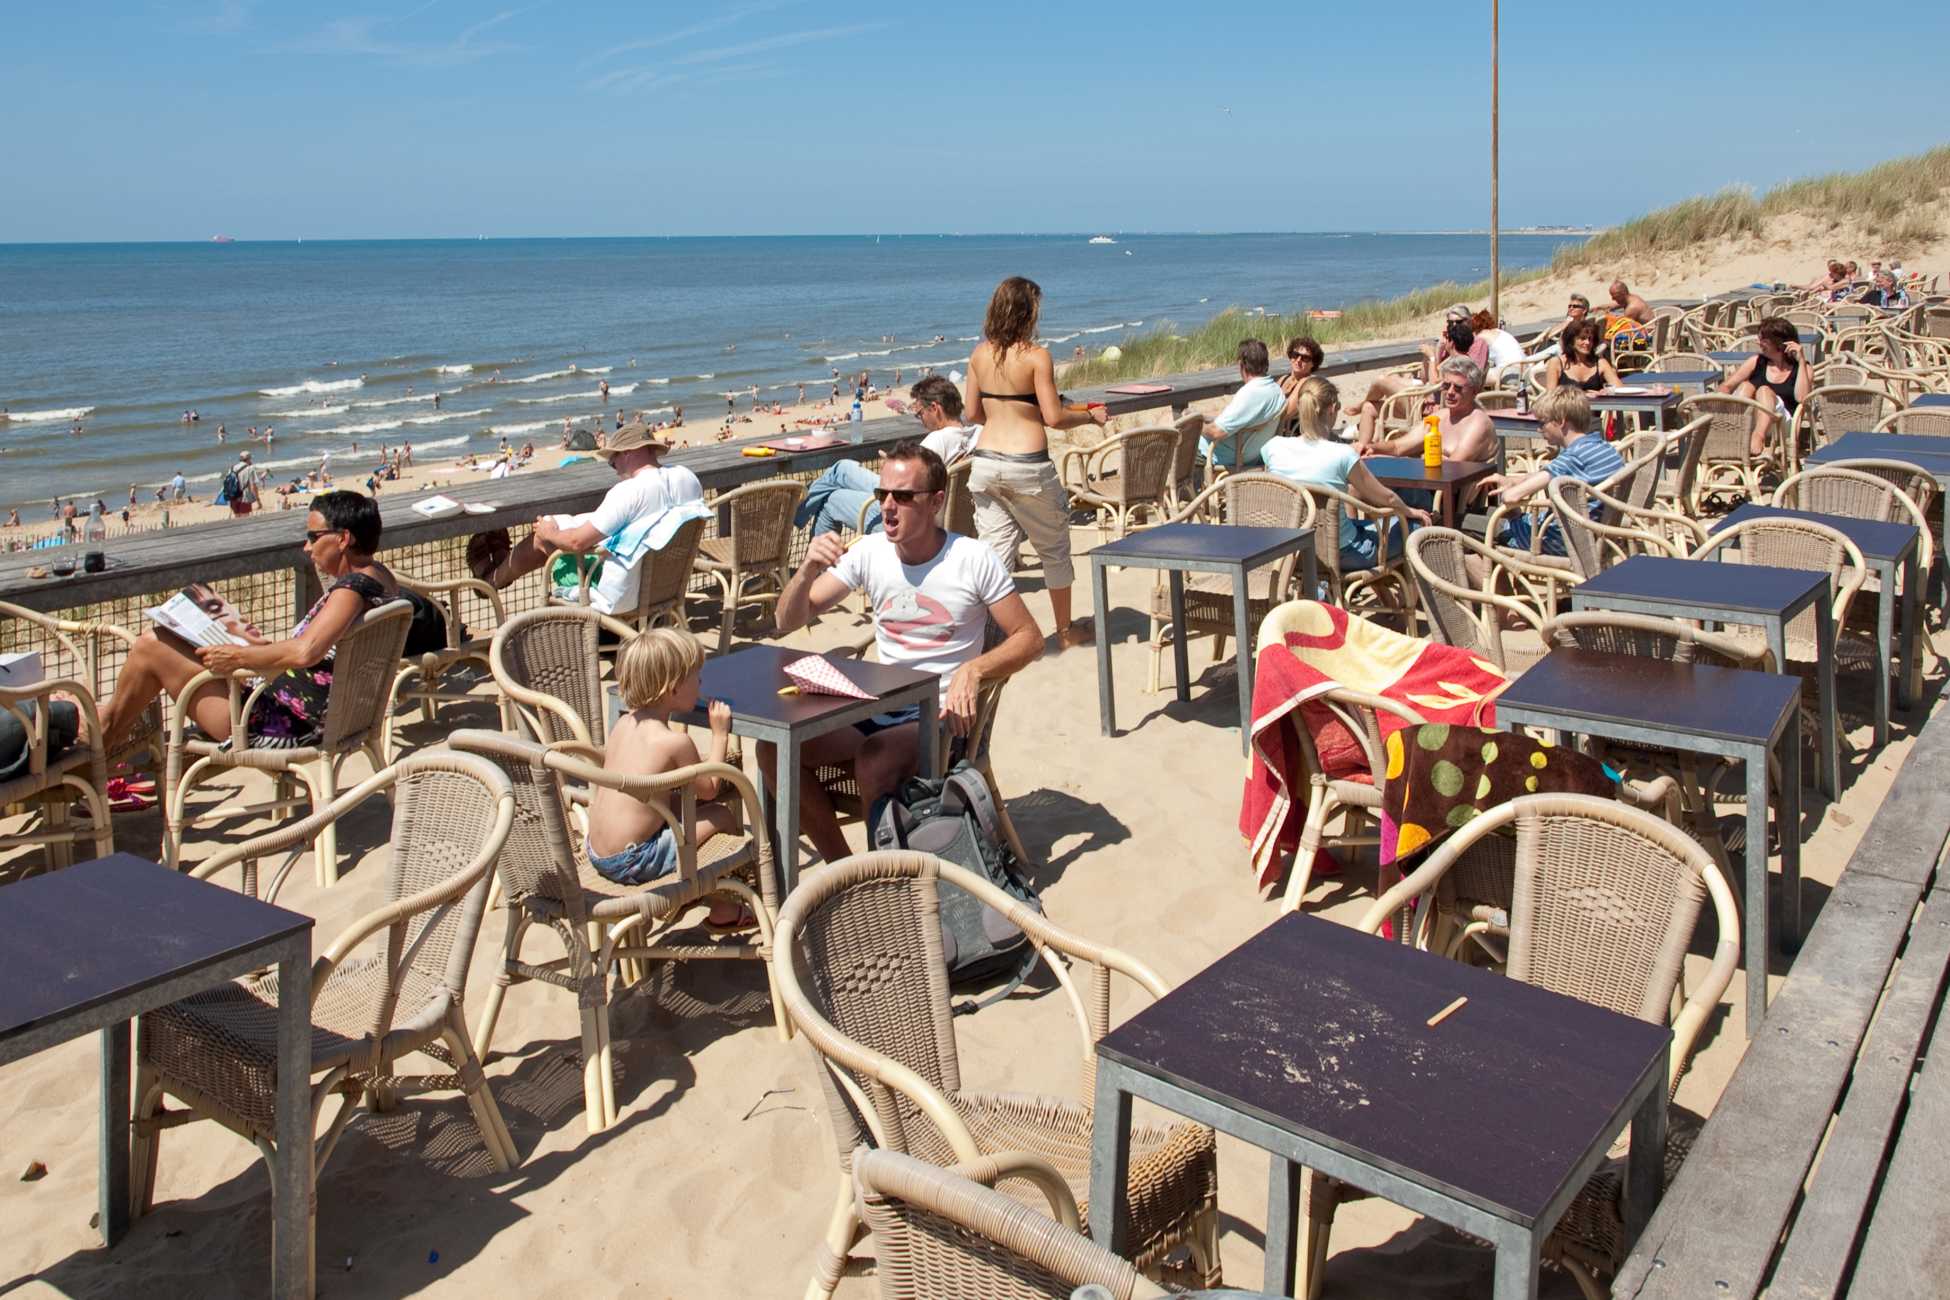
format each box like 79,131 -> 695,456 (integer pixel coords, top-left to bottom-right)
830,532 -> 1014,681
568,461 -> 705,614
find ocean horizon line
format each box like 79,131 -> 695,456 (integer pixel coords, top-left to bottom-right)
0,228 -> 1598,250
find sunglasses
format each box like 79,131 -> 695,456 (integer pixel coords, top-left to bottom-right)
872,487 -> 935,506
1438,382 -> 1469,394
304,527 -> 345,542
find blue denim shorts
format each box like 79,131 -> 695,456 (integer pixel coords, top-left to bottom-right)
589,827 -> 679,885
854,703 -> 922,738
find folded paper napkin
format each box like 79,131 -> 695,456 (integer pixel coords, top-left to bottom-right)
605,501 -> 714,568
783,654 -> 874,700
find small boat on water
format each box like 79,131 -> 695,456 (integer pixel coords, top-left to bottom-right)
1088,235 -> 1116,245
209,234 -> 234,243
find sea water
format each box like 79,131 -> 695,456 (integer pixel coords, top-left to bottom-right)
0,232 -> 1582,509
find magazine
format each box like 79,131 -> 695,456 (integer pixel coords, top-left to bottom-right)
146,585 -> 248,649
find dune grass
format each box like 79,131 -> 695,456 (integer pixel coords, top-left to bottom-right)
1066,145 -> 1949,387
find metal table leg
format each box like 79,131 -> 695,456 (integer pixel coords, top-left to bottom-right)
1093,557 -> 1116,736
916,691 -> 939,780
1814,595 -> 1839,797
1624,1047 -> 1671,1244
99,1021 -> 130,1247
1232,562 -> 1254,755
1899,547 -> 1921,710
1168,568 -> 1190,704
1087,1062 -> 1134,1256
778,734 -> 803,893
1779,716 -> 1803,952
1871,556 -> 1894,744
272,937 -> 313,1299
1265,1157 -> 1301,1295
1490,1222 -> 1542,1300
1742,739 -> 1772,1038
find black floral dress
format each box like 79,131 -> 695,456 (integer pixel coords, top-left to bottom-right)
249,572 -> 391,748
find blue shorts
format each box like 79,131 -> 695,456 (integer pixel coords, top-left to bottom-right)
588,827 -> 679,885
855,704 -> 922,737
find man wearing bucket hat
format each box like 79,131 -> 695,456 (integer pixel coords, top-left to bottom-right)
470,420 -> 704,614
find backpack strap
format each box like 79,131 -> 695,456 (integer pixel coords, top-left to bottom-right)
942,764 -> 1007,857
951,945 -> 1040,1017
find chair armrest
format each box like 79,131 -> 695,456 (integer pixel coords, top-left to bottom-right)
399,574 -> 508,644
0,678 -> 104,780
946,1151 -> 1083,1232
167,667 -> 254,749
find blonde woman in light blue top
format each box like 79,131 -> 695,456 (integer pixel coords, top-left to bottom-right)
1261,376 -> 1430,571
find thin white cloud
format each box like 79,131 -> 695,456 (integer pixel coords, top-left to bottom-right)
582,0 -> 806,70
185,0 -> 255,34
674,23 -> 883,67
288,3 -> 526,66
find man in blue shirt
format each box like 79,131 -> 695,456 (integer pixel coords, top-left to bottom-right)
1478,386 -> 1623,556
1198,338 -> 1286,470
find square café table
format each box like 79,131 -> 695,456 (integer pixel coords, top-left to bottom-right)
1629,369 -> 1723,396
0,854 -> 314,1297
1495,648 -> 1802,1033
1718,502 -> 1920,743
1089,522 -> 1317,755
1362,456 -> 1496,531
1806,430 -> 1950,602
1569,553 -> 1839,798
675,644 -> 939,891
1089,913 -> 1671,1299
1912,393 -> 1950,409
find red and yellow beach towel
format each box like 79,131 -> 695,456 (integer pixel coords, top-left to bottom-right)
1239,601 -> 1508,890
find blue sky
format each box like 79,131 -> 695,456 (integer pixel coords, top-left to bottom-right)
6,0 -> 1946,241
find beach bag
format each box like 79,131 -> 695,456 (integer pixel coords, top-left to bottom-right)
400,588 -> 456,657
869,763 -> 1041,1012
219,467 -> 242,504
1604,314 -> 1654,352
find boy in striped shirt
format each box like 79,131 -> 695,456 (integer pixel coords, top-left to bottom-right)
1481,386 -> 1623,556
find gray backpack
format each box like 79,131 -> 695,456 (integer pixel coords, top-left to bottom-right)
869,762 -> 1041,1013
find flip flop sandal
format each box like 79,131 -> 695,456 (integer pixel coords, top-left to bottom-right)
704,904 -> 759,935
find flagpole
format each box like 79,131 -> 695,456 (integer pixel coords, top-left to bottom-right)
1490,0 -> 1501,321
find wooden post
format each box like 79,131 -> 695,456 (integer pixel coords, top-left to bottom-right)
1490,0 -> 1501,322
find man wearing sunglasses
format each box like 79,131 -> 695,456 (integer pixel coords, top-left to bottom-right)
794,375 -> 980,536
1363,356 -> 1497,469
767,441 -> 1043,865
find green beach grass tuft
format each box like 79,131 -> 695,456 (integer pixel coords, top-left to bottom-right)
1068,145 -> 1949,387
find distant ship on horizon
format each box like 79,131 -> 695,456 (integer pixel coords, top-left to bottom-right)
1088,235 -> 1116,245
209,234 -> 234,243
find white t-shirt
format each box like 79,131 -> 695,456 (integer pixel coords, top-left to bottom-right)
1261,436 -> 1362,549
1481,328 -> 1526,376
831,532 -> 1015,680
573,461 -> 706,613
921,422 -> 980,465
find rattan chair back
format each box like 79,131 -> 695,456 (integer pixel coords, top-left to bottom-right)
490,605 -> 630,748
626,514 -> 707,628
1690,516 -> 1866,646
1405,527 -> 1545,672
1876,407 -> 1950,436
444,727 -> 588,920
316,599 -> 414,753
1651,351 -> 1716,372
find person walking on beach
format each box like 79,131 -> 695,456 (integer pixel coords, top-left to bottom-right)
5,509 -> 19,528
226,450 -> 260,516
966,275 -> 1103,650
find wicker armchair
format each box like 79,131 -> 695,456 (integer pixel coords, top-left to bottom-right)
1480,434 -> 1666,578
1651,350 -> 1718,372
1059,425 -> 1179,541
773,851 -> 1221,1300
694,478 -> 805,653
1292,795 -> 1739,1300
549,512 -> 708,634
488,605 -> 635,759
852,1147 -> 1169,1300
1677,393 -> 1780,507
162,599 -> 413,883
1549,480 -> 1706,582
447,729 -> 784,1135
1,599 -> 161,816
1875,406 -> 1950,437
1143,473 -> 1317,694
129,751 -> 519,1263
1404,528 -> 1563,676
0,663 -> 110,873
1304,482 -> 1418,621
386,573 -> 512,764
1790,385 -> 1899,458
1275,686 -> 1430,915
1165,411 -> 1206,512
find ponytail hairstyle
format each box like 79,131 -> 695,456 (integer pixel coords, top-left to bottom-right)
1296,376 -> 1341,441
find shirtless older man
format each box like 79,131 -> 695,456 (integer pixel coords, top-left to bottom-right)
1607,280 -> 1652,324
1364,357 -> 1496,463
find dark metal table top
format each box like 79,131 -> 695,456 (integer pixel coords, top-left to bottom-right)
1363,456 -> 1497,487
1573,553 -> 1826,618
1718,503 -> 1918,564
675,643 -> 936,731
1809,431 -> 1950,464
1500,647 -> 1799,747
1089,521 -> 1309,568
1912,394 -> 1950,409
1098,912 -> 1670,1227
1590,388 -> 1683,409
0,853 -> 312,1044
1631,370 -> 1724,388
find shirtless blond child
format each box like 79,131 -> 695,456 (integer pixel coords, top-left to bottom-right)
586,628 -> 744,925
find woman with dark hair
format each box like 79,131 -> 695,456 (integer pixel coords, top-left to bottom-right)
965,276 -> 1105,648
1544,319 -> 1622,392
97,491 -> 398,752
1719,317 -> 1811,457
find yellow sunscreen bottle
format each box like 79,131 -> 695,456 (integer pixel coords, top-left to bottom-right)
1422,413 -> 1443,468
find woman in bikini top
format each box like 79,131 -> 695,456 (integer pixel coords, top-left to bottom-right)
1544,318 -> 1622,394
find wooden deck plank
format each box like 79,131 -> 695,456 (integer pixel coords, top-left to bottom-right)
1843,946 -> 1950,1297
1616,707 -> 1950,1298
1766,877 -> 1950,1298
